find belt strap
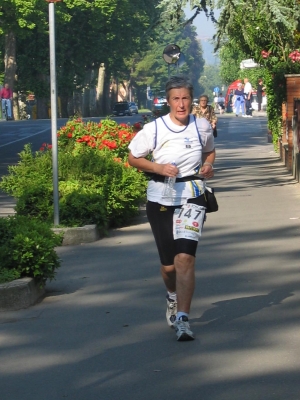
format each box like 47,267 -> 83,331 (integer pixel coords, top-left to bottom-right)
150,174 -> 203,183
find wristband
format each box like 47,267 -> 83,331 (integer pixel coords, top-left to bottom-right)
203,162 -> 214,170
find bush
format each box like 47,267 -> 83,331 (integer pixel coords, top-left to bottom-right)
0,268 -> 20,284
0,118 -> 148,229
0,215 -> 62,286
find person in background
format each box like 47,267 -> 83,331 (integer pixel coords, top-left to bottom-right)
0,83 -> 13,120
256,78 -> 266,112
243,77 -> 253,117
128,76 -> 216,341
214,93 -> 219,112
192,94 -> 217,137
233,82 -> 245,117
218,93 -> 225,114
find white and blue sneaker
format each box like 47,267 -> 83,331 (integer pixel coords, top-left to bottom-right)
174,316 -> 195,341
166,295 -> 177,328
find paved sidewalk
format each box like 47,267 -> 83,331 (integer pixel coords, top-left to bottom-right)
1,115 -> 300,400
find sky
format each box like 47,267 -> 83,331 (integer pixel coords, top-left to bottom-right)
183,6 -> 220,40
183,6 -> 221,64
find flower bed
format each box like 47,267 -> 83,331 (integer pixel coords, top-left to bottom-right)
0,117 -> 149,230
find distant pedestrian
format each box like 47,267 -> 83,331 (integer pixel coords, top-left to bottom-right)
256,78 -> 266,112
192,94 -> 218,137
233,82 -> 245,117
243,78 -> 253,117
0,83 -> 13,120
218,93 -> 225,114
214,94 -> 219,112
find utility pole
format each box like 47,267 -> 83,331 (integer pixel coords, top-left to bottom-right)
45,0 -> 62,225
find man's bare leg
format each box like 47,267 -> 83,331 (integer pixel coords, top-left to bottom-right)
161,264 -> 177,327
174,253 -> 195,313
161,264 -> 176,293
172,253 -> 195,340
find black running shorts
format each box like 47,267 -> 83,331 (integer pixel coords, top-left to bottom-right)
146,195 -> 207,266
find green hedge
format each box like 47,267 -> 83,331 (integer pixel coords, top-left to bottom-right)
0,118 -> 148,229
0,215 -> 62,285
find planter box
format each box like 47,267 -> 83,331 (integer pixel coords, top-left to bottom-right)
0,277 -> 45,311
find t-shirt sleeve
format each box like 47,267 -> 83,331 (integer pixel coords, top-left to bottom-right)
196,118 -> 215,152
128,121 -> 156,158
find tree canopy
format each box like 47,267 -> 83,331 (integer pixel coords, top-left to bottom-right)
0,0 -> 211,118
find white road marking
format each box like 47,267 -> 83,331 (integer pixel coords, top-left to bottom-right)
0,128 -> 50,148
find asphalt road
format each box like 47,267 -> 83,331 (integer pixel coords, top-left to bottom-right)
0,114 -> 144,176
1,114 -> 300,400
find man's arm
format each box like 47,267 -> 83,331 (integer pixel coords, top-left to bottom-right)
200,149 -> 216,179
248,84 -> 252,100
128,152 -> 179,178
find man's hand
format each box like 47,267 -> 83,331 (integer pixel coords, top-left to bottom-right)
199,163 -> 214,179
156,163 -> 179,177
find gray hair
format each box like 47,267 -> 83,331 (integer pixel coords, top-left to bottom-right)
199,94 -> 209,101
165,75 -> 193,100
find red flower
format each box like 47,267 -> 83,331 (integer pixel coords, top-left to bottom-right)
81,135 -> 92,142
289,50 -> 300,63
102,139 -> 117,149
67,133 -> 73,138
133,122 -> 142,130
48,144 -> 52,149
40,147 -> 45,151
118,130 -> 129,138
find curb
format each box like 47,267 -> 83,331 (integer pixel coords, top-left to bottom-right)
0,225 -> 100,312
0,277 -> 45,311
52,224 -> 101,246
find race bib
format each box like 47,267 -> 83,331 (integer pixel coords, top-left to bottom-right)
173,203 -> 206,241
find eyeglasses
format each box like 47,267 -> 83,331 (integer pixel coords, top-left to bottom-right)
200,100 -> 207,102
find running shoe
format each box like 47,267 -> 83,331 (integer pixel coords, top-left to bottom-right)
174,316 -> 195,341
166,295 -> 177,328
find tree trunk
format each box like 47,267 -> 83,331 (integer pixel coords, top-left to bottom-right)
73,92 -> 82,117
36,98 -> 49,119
4,31 -> 18,120
110,76 -> 118,110
89,69 -> 97,117
60,95 -> 69,118
96,63 -> 105,116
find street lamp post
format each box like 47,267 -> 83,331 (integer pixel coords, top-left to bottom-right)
45,0 -> 62,225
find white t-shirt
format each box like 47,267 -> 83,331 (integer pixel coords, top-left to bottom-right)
244,82 -> 252,95
128,114 -> 215,206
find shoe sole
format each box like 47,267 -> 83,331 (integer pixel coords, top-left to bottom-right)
177,332 -> 195,341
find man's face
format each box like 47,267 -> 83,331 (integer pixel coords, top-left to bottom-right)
4,84 -> 9,89
199,97 -> 208,107
167,87 -> 192,125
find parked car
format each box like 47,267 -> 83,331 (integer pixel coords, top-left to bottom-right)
112,101 -> 132,116
152,96 -> 169,116
129,102 -> 138,114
